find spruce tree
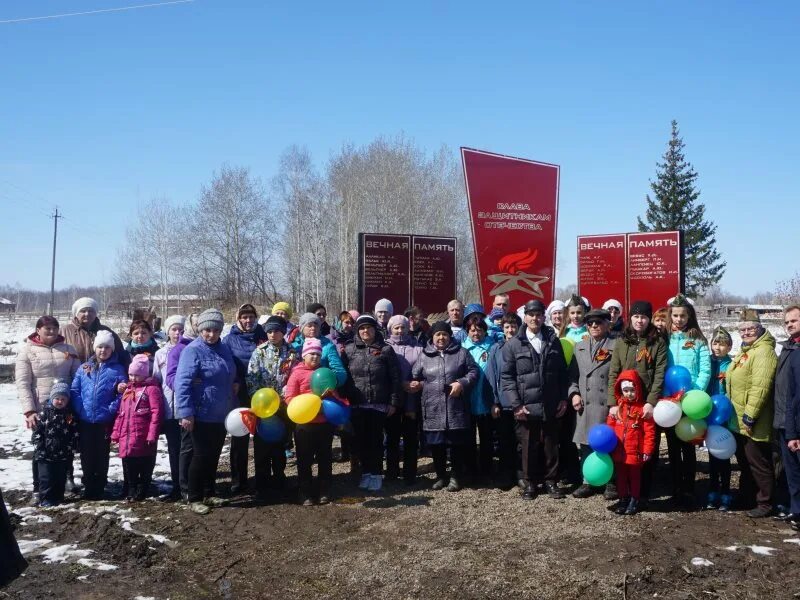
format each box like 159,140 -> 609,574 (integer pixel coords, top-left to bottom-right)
637,120 -> 726,297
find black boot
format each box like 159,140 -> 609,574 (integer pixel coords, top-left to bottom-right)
544,481 -> 565,500
521,483 -> 536,501
624,498 -> 639,515
614,497 -> 631,515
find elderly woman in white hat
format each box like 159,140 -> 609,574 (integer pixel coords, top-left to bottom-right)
60,297 -> 128,366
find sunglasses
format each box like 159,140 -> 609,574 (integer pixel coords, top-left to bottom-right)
586,320 -> 606,327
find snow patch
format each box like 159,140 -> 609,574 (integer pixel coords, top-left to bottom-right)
723,544 -> 777,556
12,506 -> 53,524
77,557 -> 118,571
134,597 -> 156,600
691,557 -> 714,567
17,538 -> 53,555
41,544 -> 93,563
784,538 -> 800,546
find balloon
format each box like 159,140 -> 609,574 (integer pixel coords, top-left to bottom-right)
225,408 -> 253,437
251,387 -> 280,419
587,424 -> 617,454
664,365 -> 693,396
705,424 -> 737,460
582,451 -> 614,487
321,399 -> 351,426
674,416 -> 707,444
256,415 -> 286,443
560,338 -> 575,364
311,368 -> 338,396
708,394 -> 733,426
287,393 -> 322,424
681,389 -> 713,420
653,399 -> 683,428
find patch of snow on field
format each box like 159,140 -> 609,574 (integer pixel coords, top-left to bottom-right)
41,543 -> 93,563
691,557 -> 714,567
784,538 -> 800,546
724,544 -> 777,556
17,538 -> 53,555
77,557 -> 118,571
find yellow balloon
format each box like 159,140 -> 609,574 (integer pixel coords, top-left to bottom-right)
251,387 -> 280,419
287,393 -> 322,424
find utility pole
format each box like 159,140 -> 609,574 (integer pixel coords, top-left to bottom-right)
48,207 -> 62,316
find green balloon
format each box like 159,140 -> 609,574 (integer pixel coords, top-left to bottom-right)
311,367 -> 337,396
560,338 -> 575,364
674,416 -> 707,443
681,389 -> 712,420
582,451 -> 614,487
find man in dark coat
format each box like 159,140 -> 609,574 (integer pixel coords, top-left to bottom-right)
501,299 -> 569,500
778,305 -> 800,527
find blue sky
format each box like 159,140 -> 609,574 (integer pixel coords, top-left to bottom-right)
1,0 -> 797,297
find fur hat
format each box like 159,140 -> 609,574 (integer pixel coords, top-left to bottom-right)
264,315 -> 286,334
298,312 -> 321,331
49,379 -> 71,402
629,300 -> 653,319
602,299 -> 623,313
711,325 -> 733,346
271,302 -> 293,318
302,338 -> 323,357
72,297 -> 98,317
374,298 -> 394,315
93,330 -> 115,350
128,354 -> 150,378
387,315 -> 409,332
197,309 -> 224,332
163,315 -> 186,334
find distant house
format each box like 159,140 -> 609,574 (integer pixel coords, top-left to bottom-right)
708,304 -> 784,319
111,294 -> 204,316
0,297 -> 16,313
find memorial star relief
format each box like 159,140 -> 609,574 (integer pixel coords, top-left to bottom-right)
487,248 -> 549,299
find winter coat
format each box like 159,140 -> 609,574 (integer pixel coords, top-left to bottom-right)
568,335 -> 615,445
707,355 -> 732,397
607,331 -> 667,407
153,342 -> 177,419
15,333 -> 80,415
726,329 -> 777,442
70,355 -> 127,424
60,317 -> 129,367
0,487 -> 28,587
607,369 -> 657,466
462,335 -> 496,416
32,402 -> 79,462
774,338 -> 800,430
283,363 -> 346,425
111,379 -> 163,458
786,346 -> 800,441
165,334 -> 194,390
289,334 -> 347,387
409,321 -> 430,348
224,323 -> 267,407
342,336 -> 402,408
500,325 -> 568,421
246,341 -> 297,398
386,334 -> 423,413
667,330 -> 712,391
412,340 -> 478,432
174,337 -> 236,424
486,340 -> 512,409
126,338 -> 160,376
563,324 -> 588,344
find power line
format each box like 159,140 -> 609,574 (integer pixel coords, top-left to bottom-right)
0,0 -> 195,24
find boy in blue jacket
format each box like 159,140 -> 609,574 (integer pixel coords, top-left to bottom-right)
705,326 -> 733,511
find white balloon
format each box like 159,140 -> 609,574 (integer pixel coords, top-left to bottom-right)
225,407 -> 250,437
705,424 -> 737,460
653,400 -> 682,428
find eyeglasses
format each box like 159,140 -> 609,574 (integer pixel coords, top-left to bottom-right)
739,326 -> 758,334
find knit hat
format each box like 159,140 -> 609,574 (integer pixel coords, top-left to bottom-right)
546,300 -> 565,318
348,310 -> 360,321
184,313 -> 199,339
298,312 -> 321,331
524,300 -> 546,314
271,302 -> 293,318
236,303 -> 258,319
93,330 -> 115,350
163,314 -> 186,333
629,300 -> 653,319
488,308 -> 505,322
356,314 -> 379,330
375,298 -> 394,315
49,380 -> 71,402
129,354 -> 150,378
302,338 -> 323,357
264,315 -> 286,334
429,321 -> 453,337
602,299 -> 623,313
72,297 -> 98,317
711,325 -> 733,346
620,380 -> 635,391
739,308 -> 761,325
387,315 -> 409,332
197,308 -> 224,332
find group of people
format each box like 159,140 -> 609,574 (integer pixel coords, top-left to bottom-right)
11,293 -> 800,528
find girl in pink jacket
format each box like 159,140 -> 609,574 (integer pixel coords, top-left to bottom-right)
112,354 -> 163,501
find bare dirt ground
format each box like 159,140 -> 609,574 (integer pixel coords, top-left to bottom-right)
3,440 -> 800,600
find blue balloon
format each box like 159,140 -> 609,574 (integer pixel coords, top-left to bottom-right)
664,365 -> 693,396
708,394 -> 733,426
322,399 -> 351,426
256,416 -> 286,443
587,423 -> 618,454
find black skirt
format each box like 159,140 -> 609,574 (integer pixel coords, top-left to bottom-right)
0,486 -> 28,587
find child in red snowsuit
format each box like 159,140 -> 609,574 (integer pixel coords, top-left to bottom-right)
607,369 -> 656,515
